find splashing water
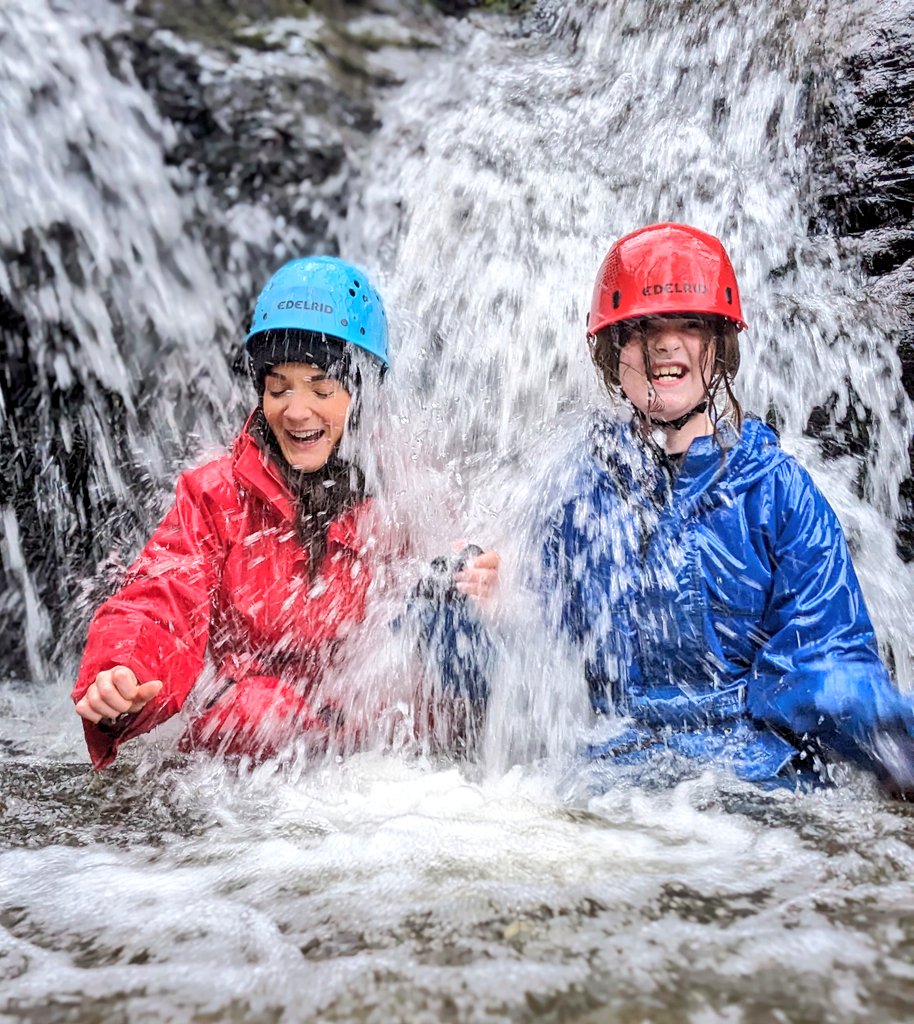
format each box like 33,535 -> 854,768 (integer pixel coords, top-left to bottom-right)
352,0 -> 914,761
1,1 -> 913,1021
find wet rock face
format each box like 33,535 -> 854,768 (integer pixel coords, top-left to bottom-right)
813,11 -> 914,349
819,26 -> 914,245
428,0 -> 531,12
807,2 -> 914,559
125,0 -> 391,317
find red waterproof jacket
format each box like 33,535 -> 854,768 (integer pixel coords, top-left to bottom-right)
72,420 -> 381,768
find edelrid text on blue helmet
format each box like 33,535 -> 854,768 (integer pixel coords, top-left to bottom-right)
246,255 -> 389,367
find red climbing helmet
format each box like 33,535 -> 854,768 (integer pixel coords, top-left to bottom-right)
587,222 -> 747,334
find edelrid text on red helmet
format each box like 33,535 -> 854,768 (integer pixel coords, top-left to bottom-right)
588,223 -> 747,334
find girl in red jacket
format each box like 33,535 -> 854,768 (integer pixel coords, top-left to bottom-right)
72,256 -> 498,768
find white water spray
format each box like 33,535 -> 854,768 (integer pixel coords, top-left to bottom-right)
1,2 -> 913,1022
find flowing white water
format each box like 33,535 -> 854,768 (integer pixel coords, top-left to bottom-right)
0,0 -> 245,682
2,1 -> 914,1021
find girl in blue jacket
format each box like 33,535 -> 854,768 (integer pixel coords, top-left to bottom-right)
545,222 -> 914,793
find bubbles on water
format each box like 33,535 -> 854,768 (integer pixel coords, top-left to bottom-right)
1,742 -> 912,1022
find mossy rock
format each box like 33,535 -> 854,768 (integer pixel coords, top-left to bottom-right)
130,0 -> 432,53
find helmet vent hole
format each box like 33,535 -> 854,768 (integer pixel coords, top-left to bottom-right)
349,288 -> 356,297
725,287 -> 733,305
360,327 -> 366,335
353,280 -> 360,288
341,318 -> 349,327
612,290 -> 621,309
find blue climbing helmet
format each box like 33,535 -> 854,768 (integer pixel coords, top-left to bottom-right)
246,255 -> 389,367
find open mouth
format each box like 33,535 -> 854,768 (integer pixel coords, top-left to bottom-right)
652,365 -> 686,382
286,428 -> 324,446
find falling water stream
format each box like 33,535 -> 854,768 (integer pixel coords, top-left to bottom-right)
1,1 -> 913,1021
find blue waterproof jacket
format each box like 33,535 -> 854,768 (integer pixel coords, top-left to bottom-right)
544,416 -> 914,785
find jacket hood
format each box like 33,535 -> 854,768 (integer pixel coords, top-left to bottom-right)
232,413 -> 297,522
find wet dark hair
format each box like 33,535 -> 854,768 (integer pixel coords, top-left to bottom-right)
248,408 -> 366,572
244,328 -> 368,570
589,314 -> 743,438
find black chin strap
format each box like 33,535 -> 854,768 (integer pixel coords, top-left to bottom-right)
649,400 -> 708,432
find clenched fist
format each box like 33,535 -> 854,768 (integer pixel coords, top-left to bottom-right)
75,666 -> 163,724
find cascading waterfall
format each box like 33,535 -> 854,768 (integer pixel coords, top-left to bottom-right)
351,0 -> 914,765
0,0 -> 245,680
1,1 -> 913,1022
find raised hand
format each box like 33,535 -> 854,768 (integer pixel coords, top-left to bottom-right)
454,549 -> 501,603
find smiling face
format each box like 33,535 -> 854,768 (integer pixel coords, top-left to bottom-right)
261,362 -> 351,473
617,316 -> 715,425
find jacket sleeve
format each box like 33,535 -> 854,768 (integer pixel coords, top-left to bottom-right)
72,468 -> 226,768
542,517 -> 575,636
399,557 -> 495,708
745,461 -> 914,786
407,584 -> 494,705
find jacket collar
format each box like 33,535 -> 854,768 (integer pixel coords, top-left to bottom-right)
663,418 -> 781,522
326,506 -> 364,552
233,413 -> 297,523
588,415 -> 782,517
